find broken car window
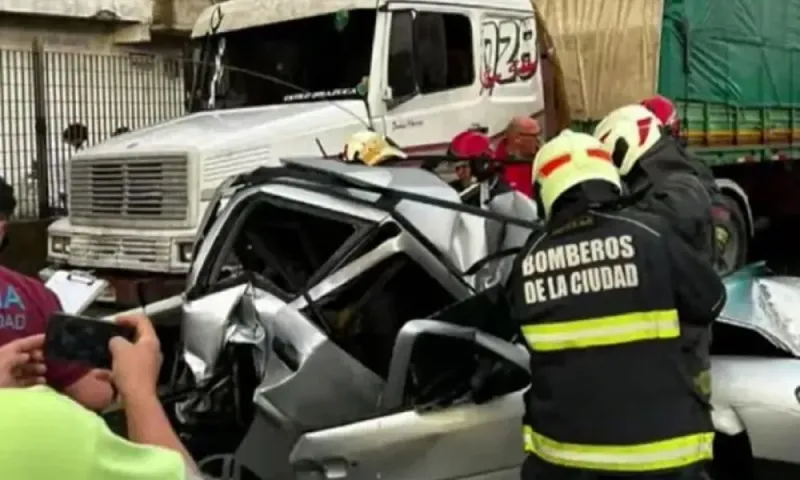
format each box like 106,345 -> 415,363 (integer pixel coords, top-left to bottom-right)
304,253 -> 456,378
231,200 -> 360,296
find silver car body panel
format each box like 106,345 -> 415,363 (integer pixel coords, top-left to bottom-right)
185,159 -> 535,376
289,391 -> 525,480
712,262 -> 800,463
712,356 -> 800,462
187,159 -> 507,289
181,159 -> 800,478
718,262 -> 800,355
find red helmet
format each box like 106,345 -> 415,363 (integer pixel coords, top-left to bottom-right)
447,130 -> 493,158
641,95 -> 680,137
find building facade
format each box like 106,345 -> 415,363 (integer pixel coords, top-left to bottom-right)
0,0 -> 210,216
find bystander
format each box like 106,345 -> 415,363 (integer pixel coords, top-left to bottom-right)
0,314 -> 201,479
0,175 -> 114,411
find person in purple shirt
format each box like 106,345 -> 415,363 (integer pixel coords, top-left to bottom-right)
0,178 -> 113,410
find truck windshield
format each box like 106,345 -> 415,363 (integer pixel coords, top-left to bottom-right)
187,9 -> 376,112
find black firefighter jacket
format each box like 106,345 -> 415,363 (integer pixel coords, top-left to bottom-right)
625,136 -> 720,263
624,138 -> 722,400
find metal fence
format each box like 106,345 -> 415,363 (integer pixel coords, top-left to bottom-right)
0,40 -> 185,218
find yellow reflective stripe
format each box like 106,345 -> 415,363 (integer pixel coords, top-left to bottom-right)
523,426 -> 713,472
522,309 -> 680,352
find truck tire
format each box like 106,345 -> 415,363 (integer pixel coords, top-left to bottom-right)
714,194 -> 748,276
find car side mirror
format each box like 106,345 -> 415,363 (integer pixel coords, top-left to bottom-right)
381,319 -> 529,411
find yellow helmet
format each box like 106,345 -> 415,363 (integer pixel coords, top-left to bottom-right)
342,131 -> 407,166
592,104 -> 664,176
532,130 -> 621,220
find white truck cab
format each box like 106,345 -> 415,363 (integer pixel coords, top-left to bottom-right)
43,0 -> 549,306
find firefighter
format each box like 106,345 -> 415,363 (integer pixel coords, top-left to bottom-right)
446,129 -> 490,192
593,104 -> 716,262
641,95 -> 681,139
341,130 -> 407,166
508,130 -> 724,480
639,95 -> 732,271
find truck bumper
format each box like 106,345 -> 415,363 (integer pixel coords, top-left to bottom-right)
40,266 -> 185,308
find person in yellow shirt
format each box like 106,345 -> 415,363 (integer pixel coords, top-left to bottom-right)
0,315 -> 202,480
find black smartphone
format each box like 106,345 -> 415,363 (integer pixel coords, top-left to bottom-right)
45,313 -> 136,369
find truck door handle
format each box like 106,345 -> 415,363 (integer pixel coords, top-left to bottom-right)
319,457 -> 351,480
468,123 -> 489,134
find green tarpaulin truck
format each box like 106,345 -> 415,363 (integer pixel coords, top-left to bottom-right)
538,0 -> 800,273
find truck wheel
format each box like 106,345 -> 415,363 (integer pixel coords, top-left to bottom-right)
714,194 -> 748,276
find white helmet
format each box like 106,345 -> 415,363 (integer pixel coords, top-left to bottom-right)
593,104 -> 664,176
342,131 -> 407,166
532,130 -> 622,220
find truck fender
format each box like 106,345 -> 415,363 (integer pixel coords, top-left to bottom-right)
712,405 -> 746,435
714,178 -> 754,238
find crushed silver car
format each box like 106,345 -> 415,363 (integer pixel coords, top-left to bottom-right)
171,158 -> 800,480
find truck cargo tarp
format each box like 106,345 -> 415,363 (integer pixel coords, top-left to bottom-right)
535,0 -> 663,121
659,0 -> 800,107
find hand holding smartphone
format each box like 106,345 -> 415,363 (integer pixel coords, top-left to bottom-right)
44,313 -> 136,370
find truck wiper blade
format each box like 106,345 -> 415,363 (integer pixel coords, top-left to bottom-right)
184,58 -> 371,128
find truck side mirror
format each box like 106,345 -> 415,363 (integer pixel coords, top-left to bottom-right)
381,319 -> 529,411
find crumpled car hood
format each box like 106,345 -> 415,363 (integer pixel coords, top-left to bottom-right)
718,262 -> 800,356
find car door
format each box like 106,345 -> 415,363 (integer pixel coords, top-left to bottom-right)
378,5 -> 482,154
290,392 -> 525,480
289,320 -> 528,480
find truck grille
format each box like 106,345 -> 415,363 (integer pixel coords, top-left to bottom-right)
70,156 -> 188,222
69,235 -> 171,269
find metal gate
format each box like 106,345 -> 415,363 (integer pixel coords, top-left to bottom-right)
0,40 -> 185,218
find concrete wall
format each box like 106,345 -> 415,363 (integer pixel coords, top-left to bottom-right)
0,15 -> 181,52
0,0 -> 153,23
155,0 -> 213,32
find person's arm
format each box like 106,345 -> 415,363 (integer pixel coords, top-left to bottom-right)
110,314 -> 200,474
0,334 -> 46,388
637,172 -> 714,256
38,286 -> 115,411
643,172 -> 712,223
666,230 -> 726,325
124,389 -> 198,471
60,368 -> 116,411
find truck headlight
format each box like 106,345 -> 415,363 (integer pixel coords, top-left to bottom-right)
51,236 -> 71,254
177,242 -> 194,263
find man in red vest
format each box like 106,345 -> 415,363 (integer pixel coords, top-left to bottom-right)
495,117 -> 541,197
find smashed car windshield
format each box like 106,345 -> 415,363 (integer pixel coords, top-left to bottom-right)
187,9 -> 376,112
